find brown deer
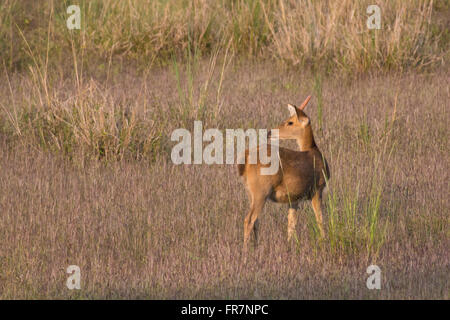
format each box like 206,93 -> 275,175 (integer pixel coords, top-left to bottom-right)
237,96 -> 330,250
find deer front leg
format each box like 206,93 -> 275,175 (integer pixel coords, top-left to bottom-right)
311,190 -> 325,237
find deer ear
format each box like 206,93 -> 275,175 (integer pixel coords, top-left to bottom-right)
298,95 -> 312,110
287,104 -> 297,117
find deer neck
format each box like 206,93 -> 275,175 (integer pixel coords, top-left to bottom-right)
296,126 -> 316,151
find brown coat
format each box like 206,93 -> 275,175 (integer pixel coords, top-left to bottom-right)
238,96 -> 330,250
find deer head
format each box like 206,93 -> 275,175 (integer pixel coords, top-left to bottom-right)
268,96 -> 316,150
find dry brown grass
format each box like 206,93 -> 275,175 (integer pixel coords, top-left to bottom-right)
0,0 -> 448,300
0,0 -> 448,73
0,62 -> 448,299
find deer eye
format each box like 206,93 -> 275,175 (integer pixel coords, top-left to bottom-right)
287,121 -> 294,126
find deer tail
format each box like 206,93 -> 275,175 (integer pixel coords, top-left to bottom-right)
237,163 -> 246,176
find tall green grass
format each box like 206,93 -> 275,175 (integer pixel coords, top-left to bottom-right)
0,29 -> 165,162
0,10 -> 234,163
171,40 -> 233,126
323,179 -> 388,260
0,0 -> 447,73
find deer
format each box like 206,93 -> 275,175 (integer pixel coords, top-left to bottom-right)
237,96 -> 330,251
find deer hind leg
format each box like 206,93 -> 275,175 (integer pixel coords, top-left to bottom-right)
252,219 -> 259,248
243,195 -> 265,251
287,207 -> 298,242
311,190 -> 325,237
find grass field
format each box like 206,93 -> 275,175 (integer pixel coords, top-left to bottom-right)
0,0 -> 448,299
